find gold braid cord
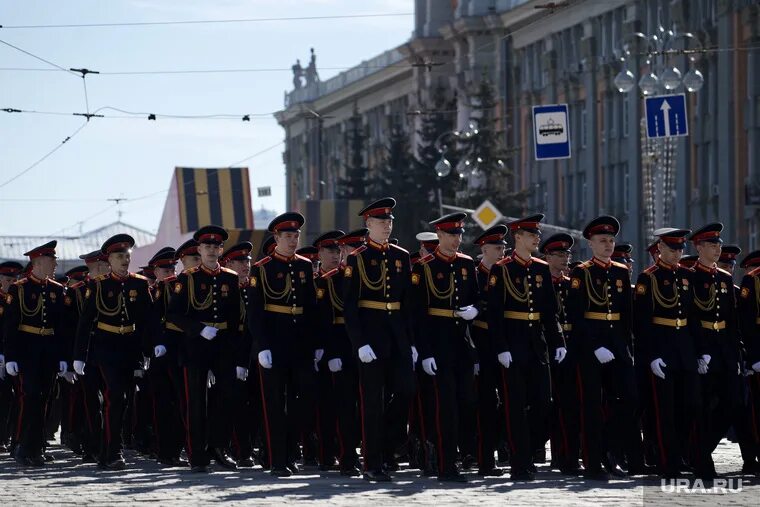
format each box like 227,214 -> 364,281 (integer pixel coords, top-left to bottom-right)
259,264 -> 292,303
502,266 -> 529,304
357,254 -> 386,293
423,264 -> 454,304
693,283 -> 716,312
649,273 -> 678,309
327,278 -> 344,312
188,273 -> 213,311
18,285 -> 43,317
583,268 -> 609,307
96,281 -> 129,319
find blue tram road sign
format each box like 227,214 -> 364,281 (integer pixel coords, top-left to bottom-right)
645,93 -> 689,139
533,104 -> 571,161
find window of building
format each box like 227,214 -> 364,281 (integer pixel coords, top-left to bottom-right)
581,106 -> 587,148
622,162 -> 630,214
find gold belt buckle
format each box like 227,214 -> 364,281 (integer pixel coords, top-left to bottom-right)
605,313 -> 612,321
386,302 -> 392,310
712,321 -> 719,330
527,312 -> 535,321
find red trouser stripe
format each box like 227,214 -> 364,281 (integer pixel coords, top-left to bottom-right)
257,366 -> 274,469
499,368 -> 516,455
331,374 -> 346,463
575,365 -> 589,468
649,373 -> 668,468
358,381 -> 368,471
182,368 -> 193,461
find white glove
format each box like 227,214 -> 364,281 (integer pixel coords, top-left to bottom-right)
200,326 -> 218,340
59,361 -> 67,374
314,349 -> 324,363
328,358 -> 342,372
236,366 -> 248,381
698,357 -> 709,375
554,347 -> 567,364
258,350 -> 273,369
455,305 -> 479,321
143,356 -> 151,371
207,369 -> 216,387
594,347 -> 615,364
5,362 -> 18,376
474,363 -> 480,376
154,345 -> 167,358
0,354 -> 4,380
73,360 -> 86,376
358,344 -> 377,364
752,361 -> 760,373
498,351 -> 512,368
411,345 -> 418,365
701,354 -> 711,366
422,357 -> 437,376
650,358 -> 667,379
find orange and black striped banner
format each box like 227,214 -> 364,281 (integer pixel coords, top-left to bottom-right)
300,199 -> 367,245
175,167 -> 254,233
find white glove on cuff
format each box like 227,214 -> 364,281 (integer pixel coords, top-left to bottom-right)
73,360 -> 85,376
455,305 -> 479,321
422,357 -> 437,376
5,362 -> 18,376
358,344 -> 377,364
498,351 -> 512,368
236,366 -> 248,381
328,358 -> 343,373
258,350 -> 273,369
200,326 -> 218,340
752,361 -> 760,373
554,347 -> 567,363
594,347 -> 615,364
650,358 -> 667,379
154,345 -> 167,358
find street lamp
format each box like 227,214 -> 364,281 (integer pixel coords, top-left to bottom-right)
433,121 -> 487,180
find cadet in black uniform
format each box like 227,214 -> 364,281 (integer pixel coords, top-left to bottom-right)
470,225 -> 507,477
540,233 -> 582,475
72,235 -> 154,469
738,250 -> 760,473
0,262 -> 23,453
487,215 -> 565,480
249,213 -> 318,477
634,228 -> 703,479
565,216 -> 643,480
145,247 -> 186,467
688,223 -> 742,481
343,198 -> 416,482
221,241 -> 259,468
167,226 -> 241,473
611,243 -> 634,271
409,213 -> 478,483
4,242 -> 67,466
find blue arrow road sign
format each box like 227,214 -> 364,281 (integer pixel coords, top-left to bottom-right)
533,104 -> 570,161
645,94 -> 688,139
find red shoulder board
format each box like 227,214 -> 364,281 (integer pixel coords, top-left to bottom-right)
749,266 -> 760,277
610,260 -> 629,270
163,275 -> 177,284
184,266 -> 200,274
643,265 -> 657,274
48,279 -> 64,288
294,254 -> 311,263
531,257 -> 549,266
456,252 -> 473,261
220,266 -> 238,275
320,267 -> 339,279
580,260 -> 594,269
390,243 -> 409,254
349,245 -> 367,256
496,257 -> 513,266
69,280 -> 85,290
418,253 -> 434,265
716,267 -> 732,277
131,273 -> 149,281
253,256 -> 272,267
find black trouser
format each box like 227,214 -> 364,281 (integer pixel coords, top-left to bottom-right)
358,356 -> 415,473
747,375 -> 760,461
635,360 -> 659,467
149,358 -> 184,461
258,364 -> 316,470
79,371 -> 102,459
550,354 -> 580,471
230,369 -> 261,462
576,356 -> 642,472
475,356 -> 500,471
96,363 -> 134,462
0,377 -> 14,445
422,359 -> 475,476
313,363 -> 337,466
499,356 -> 550,474
649,368 -> 703,476
702,366 -> 744,455
15,354 -> 55,457
331,366 -> 360,469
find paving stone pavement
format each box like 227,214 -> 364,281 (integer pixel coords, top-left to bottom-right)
0,439 -> 757,506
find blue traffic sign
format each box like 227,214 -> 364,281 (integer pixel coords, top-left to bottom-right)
645,94 -> 688,139
533,104 -> 570,161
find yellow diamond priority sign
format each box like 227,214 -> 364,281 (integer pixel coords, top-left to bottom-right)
473,199 -> 503,230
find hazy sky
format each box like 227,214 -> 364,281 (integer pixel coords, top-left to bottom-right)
1,0 -> 412,236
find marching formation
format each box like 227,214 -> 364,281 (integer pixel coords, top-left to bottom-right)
1,197 -> 760,486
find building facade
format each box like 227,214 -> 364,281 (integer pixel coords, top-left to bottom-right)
276,0 -> 760,265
